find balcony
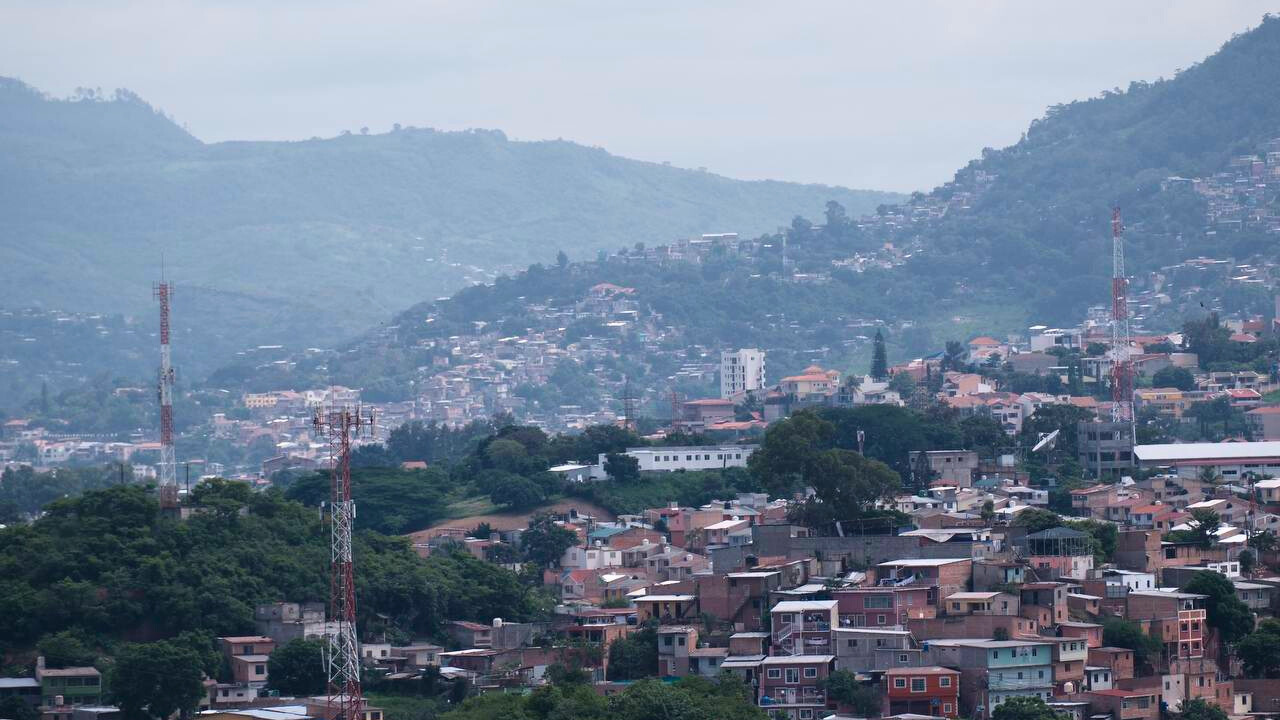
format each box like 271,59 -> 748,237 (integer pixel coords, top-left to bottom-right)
760,688 -> 827,706
987,674 -> 1054,692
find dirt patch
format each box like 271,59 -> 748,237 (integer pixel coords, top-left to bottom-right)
408,498 -> 616,540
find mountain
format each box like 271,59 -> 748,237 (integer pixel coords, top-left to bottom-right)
237,14 -> 1280,406
0,77 -> 900,367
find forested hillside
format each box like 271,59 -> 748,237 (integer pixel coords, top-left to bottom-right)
0,77 -> 897,365
300,15 -> 1280,393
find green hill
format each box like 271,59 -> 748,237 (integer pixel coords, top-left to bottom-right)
0,77 -> 899,364
254,15 -> 1280,400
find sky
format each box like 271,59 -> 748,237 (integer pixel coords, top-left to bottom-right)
1,1 -> 1275,193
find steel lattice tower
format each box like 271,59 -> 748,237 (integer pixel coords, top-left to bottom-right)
1109,207 -> 1135,438
153,280 -> 178,505
314,405 -> 373,720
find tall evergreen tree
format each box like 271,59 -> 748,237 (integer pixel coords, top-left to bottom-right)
871,330 -> 888,381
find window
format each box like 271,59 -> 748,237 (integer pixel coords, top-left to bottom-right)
799,711 -> 813,720
848,639 -> 858,648
767,668 -> 781,679
911,678 -> 927,692
255,664 -> 265,675
677,637 -> 685,646
804,667 -> 818,678
900,654 -> 910,663
940,676 -> 952,687
992,650 -> 1000,659
865,595 -> 893,609
785,668 -> 800,683
664,636 -> 673,646
894,678 -> 907,689
877,614 -> 887,625
944,704 -> 953,715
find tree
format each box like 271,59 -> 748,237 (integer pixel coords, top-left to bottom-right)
1152,366 -> 1196,391
824,670 -> 882,717
748,411 -> 835,497
1238,619 -> 1280,678
888,371 -> 916,398
603,453 -> 641,483
490,475 -> 544,511
1186,508 -> 1222,549
981,500 -> 996,524
557,250 -> 569,269
1240,548 -> 1257,576
37,629 -> 97,668
791,449 -> 901,528
268,638 -> 327,696
110,640 -> 207,720
871,330 -> 888,381
1102,617 -> 1162,669
1012,508 -> 1063,535
606,624 -> 658,680
1181,570 -> 1254,644
942,340 -> 966,371
1177,698 -> 1229,720
0,697 -> 37,720
521,513 -> 578,568
992,696 -> 1066,720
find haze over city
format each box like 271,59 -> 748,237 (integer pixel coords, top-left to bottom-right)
0,1 -> 1270,191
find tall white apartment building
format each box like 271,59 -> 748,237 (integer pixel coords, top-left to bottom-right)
720,348 -> 766,399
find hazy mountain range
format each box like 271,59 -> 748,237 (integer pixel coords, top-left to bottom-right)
0,76 -> 898,359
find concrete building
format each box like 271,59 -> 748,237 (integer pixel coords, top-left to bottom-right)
721,348 -> 766,399
909,450 -> 980,488
602,445 -> 756,473
1134,441 -> 1280,482
1078,421 -> 1135,474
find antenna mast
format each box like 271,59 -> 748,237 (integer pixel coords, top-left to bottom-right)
1109,207 -> 1135,439
314,405 -> 374,720
153,277 -> 178,507
621,377 -> 637,432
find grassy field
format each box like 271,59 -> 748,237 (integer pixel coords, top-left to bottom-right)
409,496 -> 616,539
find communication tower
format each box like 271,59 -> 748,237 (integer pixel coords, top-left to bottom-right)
1109,207 -> 1135,441
313,405 -> 374,719
153,279 -> 178,507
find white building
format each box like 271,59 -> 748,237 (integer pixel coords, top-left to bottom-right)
602,445 -> 757,473
720,348 -> 766,399
1134,441 -> 1280,480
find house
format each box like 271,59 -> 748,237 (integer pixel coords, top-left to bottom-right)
1022,528 -> 1094,579
35,659 -> 102,709
1079,689 -> 1159,720
758,655 -> 836,720
874,558 -> 973,598
657,626 -> 699,677
1058,622 -> 1104,649
219,635 -> 276,685
1126,591 -> 1207,661
393,644 -> 443,668
634,594 -> 698,625
1088,648 -> 1135,681
943,592 -> 1018,617
926,639 -> 1055,719
908,451 -> 980,488
681,399 -> 736,427
447,620 -> 493,648
834,627 -> 920,673
1051,637 -> 1089,694
1019,583 -> 1069,627
832,586 -> 937,627
883,667 -> 961,719
972,561 -> 1026,591
771,600 -> 837,656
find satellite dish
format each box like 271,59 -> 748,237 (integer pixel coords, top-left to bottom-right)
1033,429 -> 1061,453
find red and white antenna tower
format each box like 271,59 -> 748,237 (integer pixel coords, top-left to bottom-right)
1109,207 -> 1135,438
153,278 -> 178,506
313,405 -> 374,720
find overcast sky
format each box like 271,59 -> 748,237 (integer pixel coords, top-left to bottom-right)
2,1 -> 1274,192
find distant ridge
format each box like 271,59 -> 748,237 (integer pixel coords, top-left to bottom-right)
0,77 -> 900,360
